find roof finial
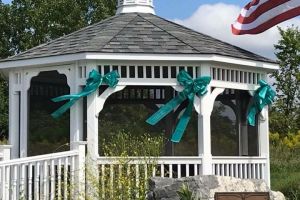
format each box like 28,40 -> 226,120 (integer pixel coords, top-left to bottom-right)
116,0 -> 155,14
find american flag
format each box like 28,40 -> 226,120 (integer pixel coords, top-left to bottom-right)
232,0 -> 300,35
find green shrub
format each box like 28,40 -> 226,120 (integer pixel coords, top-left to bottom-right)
270,133 -> 300,200
177,184 -> 201,200
86,131 -> 164,200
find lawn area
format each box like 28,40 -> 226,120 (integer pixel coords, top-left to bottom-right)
270,144 -> 300,199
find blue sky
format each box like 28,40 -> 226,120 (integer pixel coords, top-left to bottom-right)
155,0 -> 247,19
2,0 -> 247,20
2,0 -> 300,59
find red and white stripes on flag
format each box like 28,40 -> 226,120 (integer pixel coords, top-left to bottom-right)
232,0 -> 300,35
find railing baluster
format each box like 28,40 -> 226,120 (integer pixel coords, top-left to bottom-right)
160,164 -> 164,177
34,162 -> 40,200
248,164 -> 252,179
64,157 -> 68,200
12,165 -> 18,200
1,166 -> 6,200
50,160 -> 55,200
118,164 -> 122,196
70,156 -> 75,198
135,164 -> 139,199
169,164 -> 173,178
253,164 -> 257,179
151,66 -> 155,78
220,164 -> 224,176
43,160 -> 49,200
28,163 -> 33,200
57,158 -> 62,200
239,164 -> 243,178
194,164 -> 198,176
20,164 -> 26,199
186,164 -> 190,177
132,65 -> 137,78
168,66 -> 171,78
101,165 -> 105,199
144,164 -> 148,189
261,164 -> 265,179
177,164 -> 181,178
110,164 -> 114,198
152,165 -> 156,177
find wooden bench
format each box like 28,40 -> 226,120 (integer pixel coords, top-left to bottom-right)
215,192 -> 270,200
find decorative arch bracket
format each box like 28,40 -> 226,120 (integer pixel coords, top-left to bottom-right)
201,87 -> 225,115
172,86 -> 225,115
96,85 -> 126,116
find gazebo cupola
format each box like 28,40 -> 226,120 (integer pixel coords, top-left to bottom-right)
116,0 -> 155,14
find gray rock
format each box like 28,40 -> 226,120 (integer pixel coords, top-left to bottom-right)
147,175 -> 285,200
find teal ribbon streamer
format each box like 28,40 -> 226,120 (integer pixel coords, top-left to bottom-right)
247,80 -> 276,126
51,70 -> 119,118
146,70 -> 211,143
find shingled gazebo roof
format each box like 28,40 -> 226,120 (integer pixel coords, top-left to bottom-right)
2,13 -> 275,64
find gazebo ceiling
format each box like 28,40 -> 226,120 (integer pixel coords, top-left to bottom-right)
1,13 -> 275,64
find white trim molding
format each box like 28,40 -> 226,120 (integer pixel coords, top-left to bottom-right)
0,53 -> 279,71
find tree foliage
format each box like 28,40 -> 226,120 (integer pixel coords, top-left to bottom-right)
270,26 -> 300,135
0,0 -> 116,138
9,0 -> 116,54
0,1 -> 11,59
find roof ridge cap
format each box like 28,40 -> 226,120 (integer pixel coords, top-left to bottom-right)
138,13 -> 200,53
98,14 -> 139,50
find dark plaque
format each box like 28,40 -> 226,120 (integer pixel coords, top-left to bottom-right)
215,192 -> 270,200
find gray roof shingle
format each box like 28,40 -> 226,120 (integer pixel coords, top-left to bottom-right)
2,13 -> 275,63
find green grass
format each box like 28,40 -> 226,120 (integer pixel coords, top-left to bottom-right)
270,144 -> 300,200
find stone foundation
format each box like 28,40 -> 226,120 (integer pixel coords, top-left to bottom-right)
147,175 -> 285,200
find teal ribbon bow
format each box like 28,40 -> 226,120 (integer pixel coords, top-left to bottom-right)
247,80 -> 276,126
51,70 -> 119,118
146,70 -> 211,143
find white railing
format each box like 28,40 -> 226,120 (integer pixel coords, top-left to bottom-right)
0,147 -> 84,200
98,156 -> 202,178
212,156 -> 268,180
96,156 -> 202,199
117,0 -> 153,7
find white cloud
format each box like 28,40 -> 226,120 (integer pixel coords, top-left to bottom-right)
173,3 -> 300,60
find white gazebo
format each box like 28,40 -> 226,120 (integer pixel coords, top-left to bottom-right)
0,0 -> 278,199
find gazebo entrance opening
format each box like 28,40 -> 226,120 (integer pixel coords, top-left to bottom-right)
98,85 -> 198,156
28,71 -> 70,156
211,89 -> 259,157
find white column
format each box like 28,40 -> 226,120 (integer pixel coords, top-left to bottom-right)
198,111 -> 213,175
85,63 -> 99,159
87,91 -> 99,159
69,65 -> 84,149
198,64 -> 213,175
73,141 -> 86,198
9,71 -> 21,159
259,106 -> 270,187
19,71 -> 31,158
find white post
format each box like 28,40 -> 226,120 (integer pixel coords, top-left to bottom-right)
73,141 -> 86,199
9,71 -> 21,159
0,145 -> 12,161
198,64 -> 213,175
86,63 -> 99,159
19,70 -> 33,158
70,65 -> 84,149
259,107 -> 270,187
